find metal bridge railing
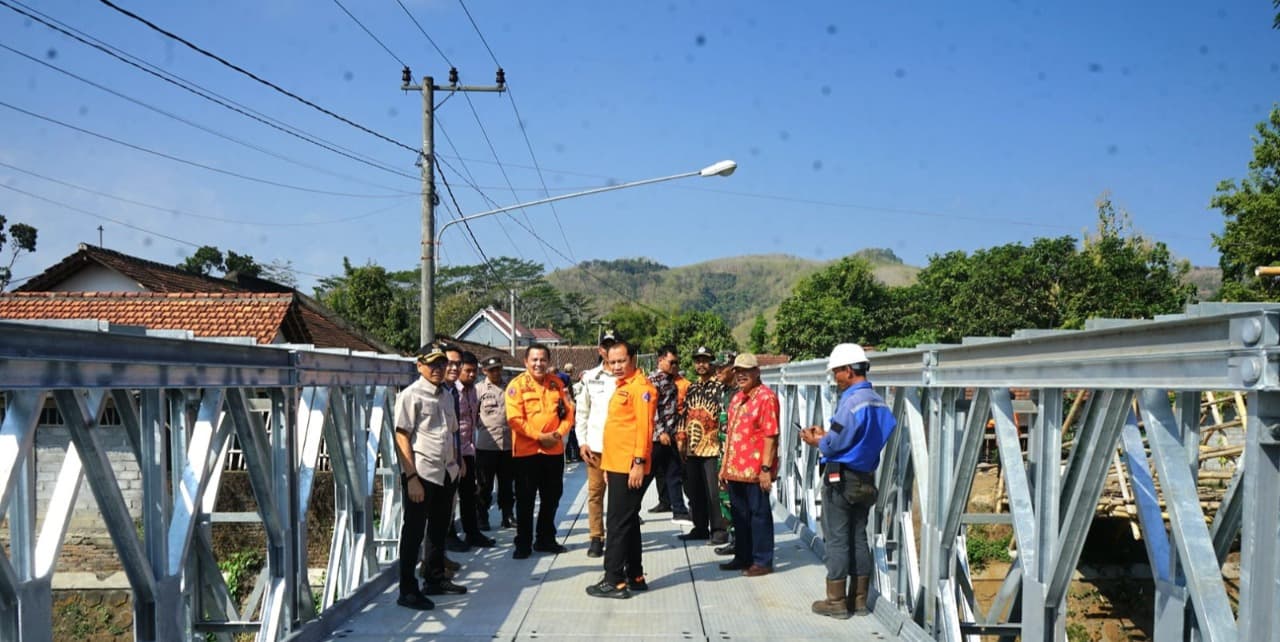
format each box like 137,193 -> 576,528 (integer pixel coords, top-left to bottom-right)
0,321 -> 412,642
763,303 -> 1280,642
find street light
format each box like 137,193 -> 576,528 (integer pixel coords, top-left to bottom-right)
424,159 -> 737,342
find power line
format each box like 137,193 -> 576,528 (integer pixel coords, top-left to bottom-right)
96,0 -> 421,155
0,43 -> 417,196
0,183 -> 202,248
433,155 -> 668,321
0,161 -> 414,227
332,0 -> 405,66
457,0 -> 575,260
0,100 -> 412,199
0,183 -> 337,280
456,1 -> 500,68
395,0 -> 453,66
0,0 -> 417,180
459,91 -> 558,267
434,120 -> 522,252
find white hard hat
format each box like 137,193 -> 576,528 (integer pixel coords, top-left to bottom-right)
827,343 -> 869,370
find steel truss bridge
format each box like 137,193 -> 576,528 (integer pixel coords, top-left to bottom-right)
0,303 -> 1277,640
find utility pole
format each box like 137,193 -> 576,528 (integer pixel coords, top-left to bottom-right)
402,66 -> 505,345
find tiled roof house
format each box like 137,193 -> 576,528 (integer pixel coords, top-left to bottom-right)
3,244 -> 391,352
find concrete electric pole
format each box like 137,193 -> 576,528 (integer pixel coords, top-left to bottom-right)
402,66 -> 505,345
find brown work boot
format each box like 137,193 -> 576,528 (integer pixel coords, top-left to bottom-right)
851,575 -> 870,615
811,578 -> 850,619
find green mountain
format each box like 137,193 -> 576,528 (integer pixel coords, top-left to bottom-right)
546,250 -> 920,344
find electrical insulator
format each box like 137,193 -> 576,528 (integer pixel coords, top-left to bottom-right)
496,68 -> 506,86
402,66 -> 411,85
448,67 -> 459,85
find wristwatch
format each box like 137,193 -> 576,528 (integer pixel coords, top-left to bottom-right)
760,464 -> 773,473
632,457 -> 646,466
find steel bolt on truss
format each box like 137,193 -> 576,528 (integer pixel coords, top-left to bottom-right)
764,304 -> 1280,641
0,321 -> 411,642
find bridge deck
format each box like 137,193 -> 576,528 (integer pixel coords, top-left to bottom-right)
319,463 -> 894,641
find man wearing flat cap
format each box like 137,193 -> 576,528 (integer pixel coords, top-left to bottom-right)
393,343 -> 467,610
718,353 -> 780,578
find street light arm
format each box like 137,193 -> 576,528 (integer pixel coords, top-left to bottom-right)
437,167 -> 711,246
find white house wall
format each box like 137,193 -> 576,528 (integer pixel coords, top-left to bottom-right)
54,265 -> 144,292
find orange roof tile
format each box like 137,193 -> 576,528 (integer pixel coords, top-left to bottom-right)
0,292 -> 293,344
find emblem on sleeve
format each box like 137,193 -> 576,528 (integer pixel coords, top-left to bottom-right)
507,388 -> 516,397
642,391 -> 652,402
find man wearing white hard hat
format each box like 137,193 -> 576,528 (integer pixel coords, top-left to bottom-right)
801,343 -> 896,619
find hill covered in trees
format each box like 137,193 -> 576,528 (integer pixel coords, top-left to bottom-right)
546,250 -> 919,343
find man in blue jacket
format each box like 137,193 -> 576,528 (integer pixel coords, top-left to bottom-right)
801,343 -> 896,619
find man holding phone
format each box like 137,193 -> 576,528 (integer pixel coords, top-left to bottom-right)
800,344 -> 896,619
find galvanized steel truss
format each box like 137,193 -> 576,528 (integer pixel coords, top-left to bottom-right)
0,322 -> 411,642
764,304 -> 1280,641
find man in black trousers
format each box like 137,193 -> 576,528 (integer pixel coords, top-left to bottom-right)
394,343 -> 467,610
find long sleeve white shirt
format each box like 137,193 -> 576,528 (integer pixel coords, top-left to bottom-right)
574,363 -> 615,453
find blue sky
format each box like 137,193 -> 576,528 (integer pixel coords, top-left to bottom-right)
1,1 -> 1277,292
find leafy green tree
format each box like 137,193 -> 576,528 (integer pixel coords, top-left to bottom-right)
773,256 -> 892,360
315,258 -> 417,352
603,303 -> 661,354
0,214 -> 37,292
178,245 -> 263,278
654,311 -> 739,371
178,246 -> 225,276
1060,196 -> 1192,326
1212,107 -> 1280,301
748,313 -> 769,353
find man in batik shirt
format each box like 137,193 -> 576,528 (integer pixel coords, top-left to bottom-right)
677,346 -> 729,545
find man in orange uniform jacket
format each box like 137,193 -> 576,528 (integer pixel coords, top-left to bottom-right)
505,343 -> 575,559
587,340 -> 657,599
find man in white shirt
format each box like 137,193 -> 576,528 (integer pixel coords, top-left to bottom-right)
574,330 -> 620,558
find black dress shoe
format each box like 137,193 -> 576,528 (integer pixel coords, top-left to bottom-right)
586,538 -> 604,558
445,534 -> 471,553
647,504 -> 673,514
677,530 -> 710,541
513,548 -> 532,560
627,576 -> 649,591
423,579 -> 467,595
533,542 -> 568,554
466,534 -> 497,547
719,559 -> 752,571
396,592 -> 435,610
714,544 -> 736,556
586,579 -> 631,599
501,515 -> 516,529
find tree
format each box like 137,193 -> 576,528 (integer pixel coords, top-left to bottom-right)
0,215 -> 37,292
602,303 -> 661,354
653,311 -> 738,371
178,246 -> 225,276
748,313 -> 769,353
1060,196 -> 1192,326
178,245 -> 264,278
315,258 -> 417,352
773,256 -> 892,360
1212,107 -> 1280,301
261,259 -> 299,289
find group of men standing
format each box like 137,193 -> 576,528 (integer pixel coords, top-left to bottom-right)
393,331 -> 895,620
